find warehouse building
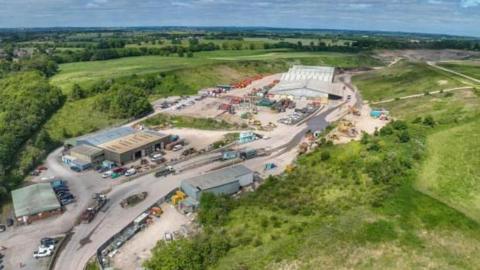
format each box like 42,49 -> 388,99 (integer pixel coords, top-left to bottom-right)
99,130 -> 170,164
70,144 -> 105,165
270,65 -> 345,101
180,165 -> 254,201
65,127 -> 170,165
11,183 -> 62,224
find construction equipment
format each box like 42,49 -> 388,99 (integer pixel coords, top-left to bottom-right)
337,120 -> 358,137
172,191 -> 186,205
285,164 -> 296,173
348,105 -> 361,116
298,142 -> 309,154
150,207 -> 163,217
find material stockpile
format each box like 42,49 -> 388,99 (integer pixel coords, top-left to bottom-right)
233,75 -> 264,89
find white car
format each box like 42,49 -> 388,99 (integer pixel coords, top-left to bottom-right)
33,248 -> 52,259
102,170 -> 113,178
124,168 -> 136,177
150,153 -> 163,161
38,244 -> 55,252
173,144 -> 183,151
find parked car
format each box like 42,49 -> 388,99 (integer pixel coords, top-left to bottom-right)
173,144 -> 184,151
150,153 -> 163,161
0,225 -> 6,232
61,198 -> 75,206
102,170 -> 113,178
70,166 -> 81,172
33,249 -> 52,259
124,168 -> 136,177
41,238 -> 57,247
51,180 -> 66,189
112,167 -> 127,174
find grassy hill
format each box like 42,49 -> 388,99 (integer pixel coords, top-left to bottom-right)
438,61 -> 480,80
51,50 -> 381,93
417,119 -> 480,222
353,61 -> 466,101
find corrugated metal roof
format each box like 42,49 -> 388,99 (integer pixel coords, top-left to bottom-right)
76,126 -> 136,146
11,183 -> 61,217
183,165 -> 253,191
70,144 -> 103,157
99,130 -> 168,154
271,65 -> 344,98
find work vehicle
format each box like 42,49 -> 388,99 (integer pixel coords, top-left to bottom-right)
33,249 -> 52,259
240,149 -> 257,160
125,168 -> 137,177
222,151 -> 238,161
81,194 -> 108,223
154,166 -> 175,177
164,232 -> 174,242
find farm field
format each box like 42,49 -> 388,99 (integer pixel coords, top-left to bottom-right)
353,61 -> 466,101
51,50 -> 381,92
417,119 -> 480,222
438,61 -> 480,80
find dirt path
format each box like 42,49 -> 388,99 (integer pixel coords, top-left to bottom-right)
370,86 -> 474,105
427,61 -> 480,84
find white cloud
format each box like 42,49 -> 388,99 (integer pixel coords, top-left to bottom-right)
461,0 -> 480,7
427,0 -> 443,4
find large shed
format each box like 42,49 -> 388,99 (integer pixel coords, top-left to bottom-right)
99,130 -> 170,164
270,65 -> 345,100
11,183 -> 62,224
70,144 -> 105,164
181,165 -> 254,201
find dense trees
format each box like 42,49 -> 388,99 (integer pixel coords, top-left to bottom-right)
96,85 -> 153,118
0,72 -> 64,196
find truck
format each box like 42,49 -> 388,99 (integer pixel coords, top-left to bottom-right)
80,194 -> 108,223
154,166 -> 175,177
165,139 -> 185,151
240,149 -> 257,160
222,151 -> 238,161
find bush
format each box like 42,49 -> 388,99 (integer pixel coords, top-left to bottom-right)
423,115 -> 435,127
398,130 -> 410,143
391,120 -> 408,130
379,126 -> 393,136
320,151 -> 331,161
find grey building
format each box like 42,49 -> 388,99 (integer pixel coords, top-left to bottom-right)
181,165 -> 254,201
70,144 -> 105,165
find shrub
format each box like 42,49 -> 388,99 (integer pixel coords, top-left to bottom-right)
398,130 -> 410,143
423,115 -> 435,127
320,151 -> 331,161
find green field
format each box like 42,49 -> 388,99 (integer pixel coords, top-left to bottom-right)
51,50 -> 381,92
353,61 -> 466,101
381,89 -> 480,124
438,61 -> 480,80
417,119 -> 480,222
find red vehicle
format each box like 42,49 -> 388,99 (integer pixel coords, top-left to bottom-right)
112,167 -> 127,174
37,166 -> 48,171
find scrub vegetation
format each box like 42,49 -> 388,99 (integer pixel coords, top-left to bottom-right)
438,61 -> 480,80
353,61 -> 466,101
145,119 -> 480,269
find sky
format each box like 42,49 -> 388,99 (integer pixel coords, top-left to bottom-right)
0,0 -> 479,37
